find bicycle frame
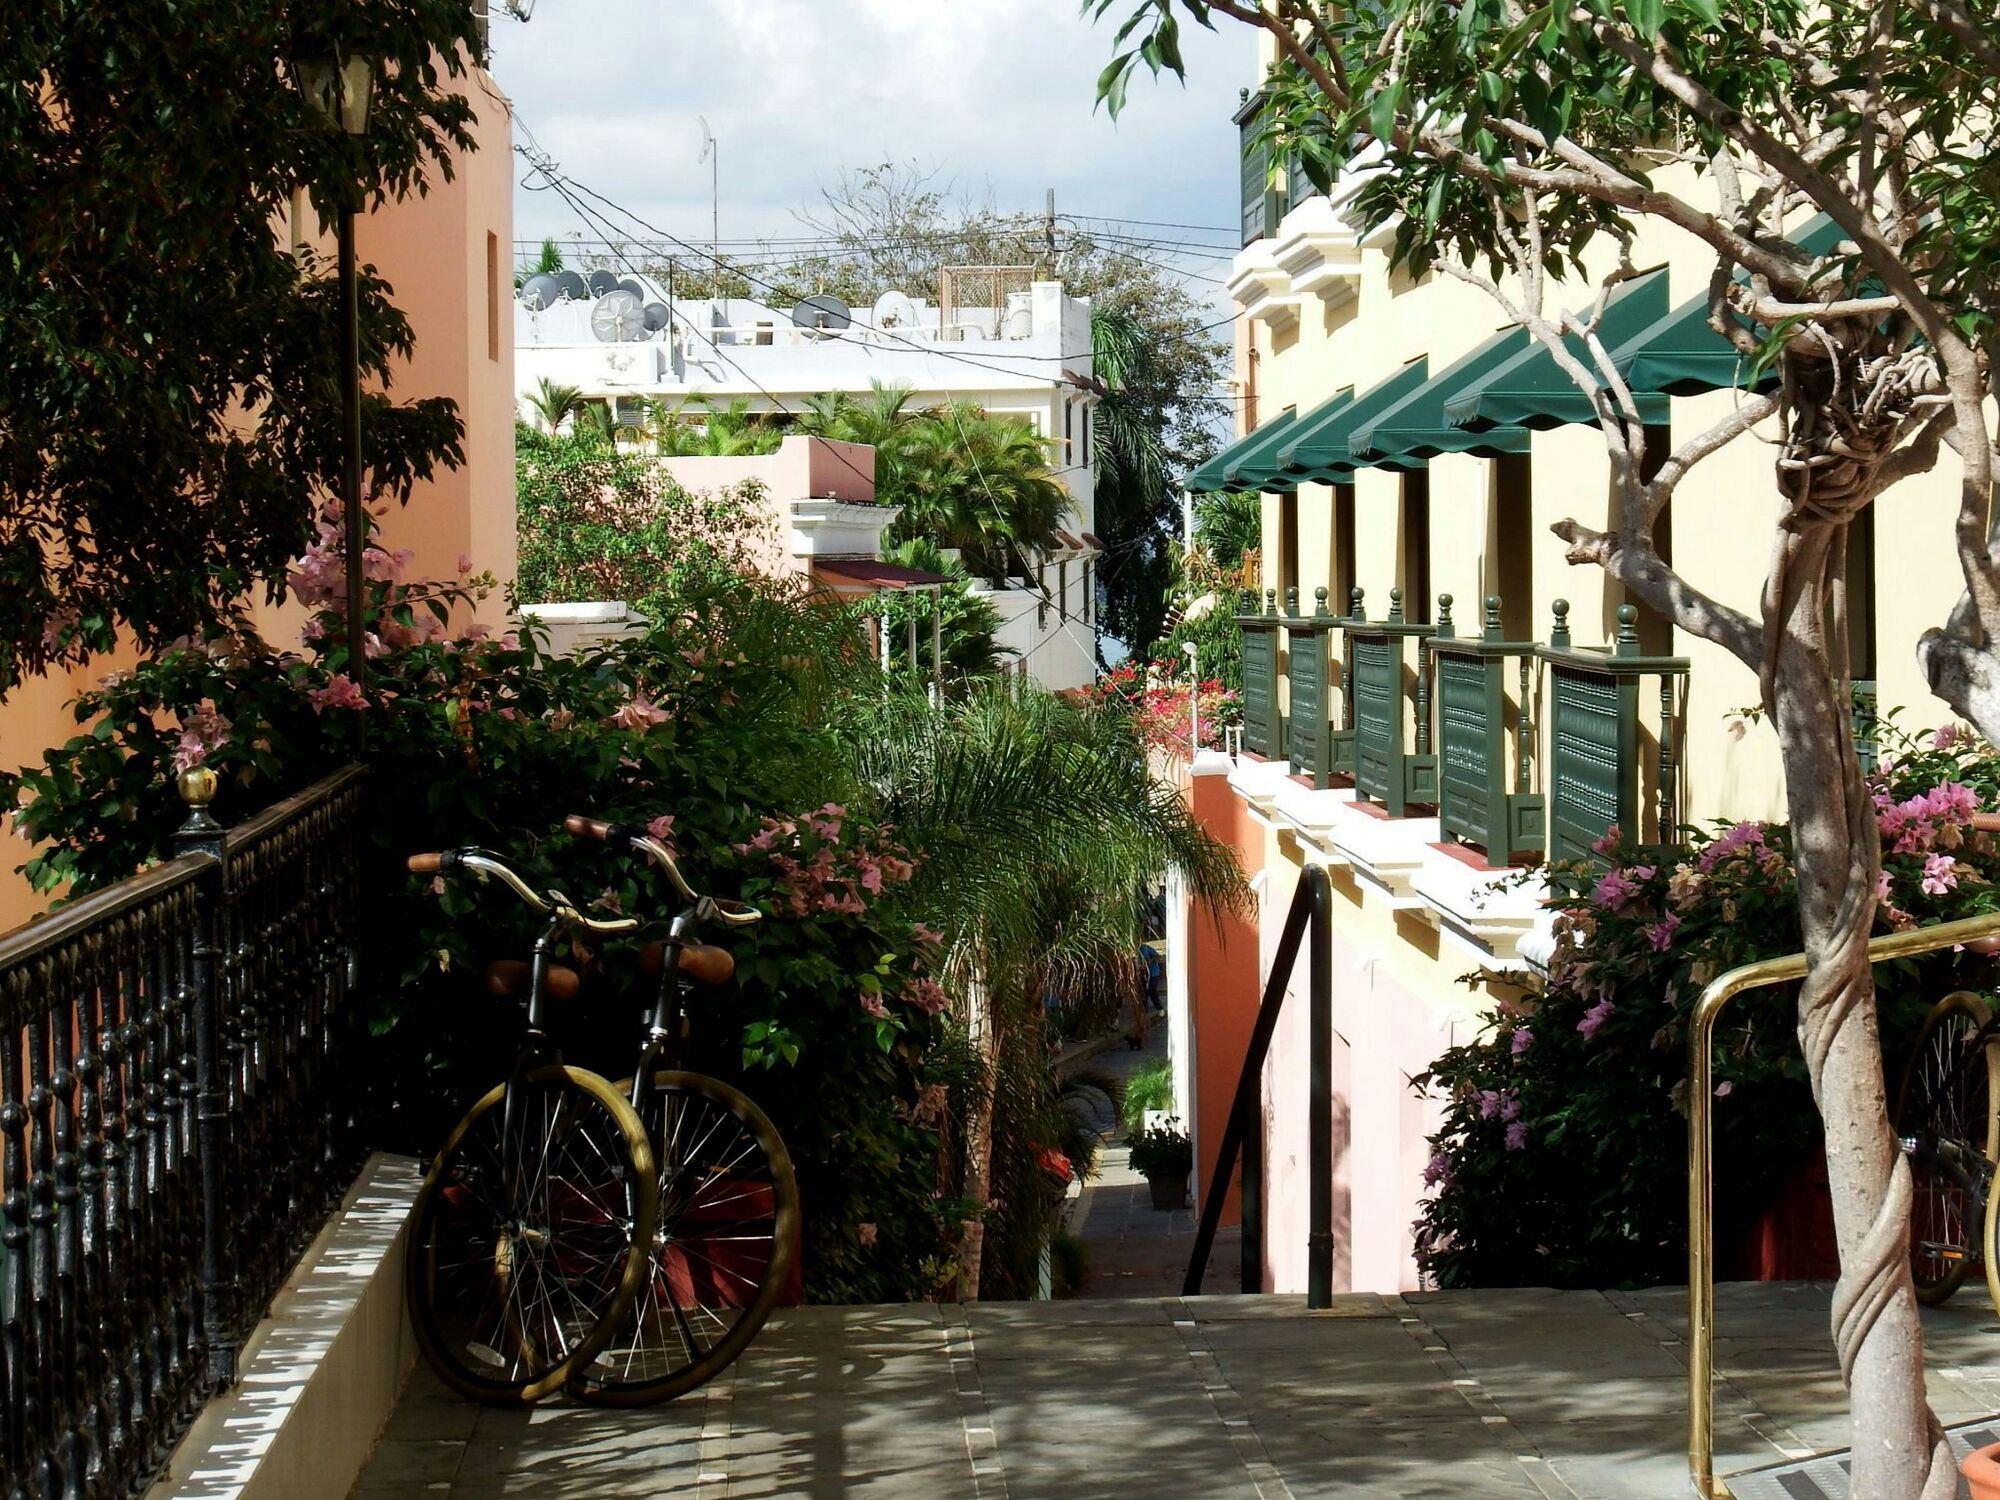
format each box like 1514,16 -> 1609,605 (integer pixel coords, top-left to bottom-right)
631,910 -> 697,1106
499,907 -> 575,1189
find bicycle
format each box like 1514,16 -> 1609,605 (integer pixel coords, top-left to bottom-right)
559,814 -> 802,1406
401,846 -> 662,1404
1894,989 -> 2000,1313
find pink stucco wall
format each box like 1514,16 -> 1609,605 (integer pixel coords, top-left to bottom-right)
656,438 -> 878,580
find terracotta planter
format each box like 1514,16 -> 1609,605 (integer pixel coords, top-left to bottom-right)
1147,1172 -> 1187,1211
1966,1442 -> 2000,1500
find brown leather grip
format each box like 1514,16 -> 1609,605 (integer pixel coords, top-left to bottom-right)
408,852 -> 444,874
565,814 -> 611,841
677,944 -> 735,987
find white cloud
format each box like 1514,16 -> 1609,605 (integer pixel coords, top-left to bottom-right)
494,0 -> 1255,270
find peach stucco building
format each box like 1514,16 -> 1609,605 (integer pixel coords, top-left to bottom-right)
1166,36 -> 1970,1296
0,55 -> 515,933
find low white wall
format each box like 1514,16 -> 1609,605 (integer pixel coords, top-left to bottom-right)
147,1155 -> 422,1500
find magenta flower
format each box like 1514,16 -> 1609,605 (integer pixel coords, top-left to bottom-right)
1935,724 -> 1966,751
1697,822 -> 1769,872
1577,998 -> 1616,1040
646,813 -> 677,842
1592,868 -> 1644,912
1422,1151 -> 1453,1187
1511,1027 -> 1533,1056
1504,1121 -> 1528,1151
1645,912 -> 1682,952
1590,824 -> 1623,857
172,705 -> 232,772
860,991 -> 888,1020
903,977 -> 949,1017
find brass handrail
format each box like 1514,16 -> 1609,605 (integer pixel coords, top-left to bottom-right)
1688,910 -> 2000,1498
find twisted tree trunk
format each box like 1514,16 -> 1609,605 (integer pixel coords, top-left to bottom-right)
1768,535 -> 1954,1500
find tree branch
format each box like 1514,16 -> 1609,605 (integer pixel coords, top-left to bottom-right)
1550,521 -> 1762,663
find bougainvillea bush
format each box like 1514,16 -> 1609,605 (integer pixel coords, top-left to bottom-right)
1416,720 -> 2000,1289
4,521 -> 972,1303
1072,662 -> 1241,758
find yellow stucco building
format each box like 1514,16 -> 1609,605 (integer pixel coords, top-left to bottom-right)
1165,47 -> 1970,1297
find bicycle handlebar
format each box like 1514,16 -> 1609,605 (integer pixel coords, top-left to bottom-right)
410,847 -> 640,936
564,813 -> 762,928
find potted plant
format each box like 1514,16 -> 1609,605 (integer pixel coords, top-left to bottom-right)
1964,1442 -> 2000,1500
1129,1117 -> 1194,1210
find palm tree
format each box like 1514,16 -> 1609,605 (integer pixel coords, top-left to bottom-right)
797,381 -> 929,505
648,396 -> 785,456
524,377 -> 587,433
1088,302 -> 1177,662
1194,490 -> 1264,584
897,404 -> 1070,580
850,684 -> 1245,1295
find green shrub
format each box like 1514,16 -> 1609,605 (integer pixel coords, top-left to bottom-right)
1049,1228 -> 1090,1298
4,538 -> 969,1304
1121,1057 -> 1173,1134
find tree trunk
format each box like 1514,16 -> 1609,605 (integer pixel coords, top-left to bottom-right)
1768,566 -> 1954,1500
957,966 -> 999,1300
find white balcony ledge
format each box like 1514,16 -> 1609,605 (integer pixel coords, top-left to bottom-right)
1271,198 -> 1362,310
1227,240 -> 1302,333
1220,757 -> 1560,969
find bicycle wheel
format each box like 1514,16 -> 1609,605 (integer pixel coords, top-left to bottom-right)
1893,992 -> 1998,1305
568,1071 -> 800,1406
407,1064 -> 659,1403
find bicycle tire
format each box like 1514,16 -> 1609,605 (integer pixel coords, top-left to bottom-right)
568,1071 -> 800,1406
407,1064 -> 659,1403
1893,991 -> 1998,1305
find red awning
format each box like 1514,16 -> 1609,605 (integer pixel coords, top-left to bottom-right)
814,559 -> 951,591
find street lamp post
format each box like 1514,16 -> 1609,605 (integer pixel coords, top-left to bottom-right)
297,53 -> 375,753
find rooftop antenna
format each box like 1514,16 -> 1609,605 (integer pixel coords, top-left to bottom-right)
698,117 -> 719,303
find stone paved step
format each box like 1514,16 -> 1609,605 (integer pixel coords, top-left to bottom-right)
350,1284 -> 2000,1499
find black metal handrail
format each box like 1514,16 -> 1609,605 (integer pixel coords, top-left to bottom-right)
1184,863 -> 1333,1307
0,764 -> 366,1499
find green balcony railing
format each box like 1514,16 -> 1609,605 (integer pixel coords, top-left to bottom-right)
1852,679 -> 1880,774
1539,601 -> 1689,864
1345,587 -> 1438,816
1238,589 -> 1286,760
1287,588 -> 1345,788
1429,594 -> 1545,862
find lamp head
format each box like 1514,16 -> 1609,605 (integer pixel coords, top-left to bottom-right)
296,53 -> 375,136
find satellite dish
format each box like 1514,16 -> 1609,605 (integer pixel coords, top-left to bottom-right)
872,290 -> 920,332
586,269 -> 620,297
617,277 -> 647,299
553,270 -> 588,301
590,290 -> 646,342
520,273 -> 560,311
791,294 -> 852,339
641,301 -> 672,333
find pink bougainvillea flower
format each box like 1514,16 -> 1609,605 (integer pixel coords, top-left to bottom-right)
307,674 -> 367,714
1589,824 -> 1623,857
860,991 -> 888,1020
1511,1027 -> 1533,1056
172,704 -> 233,773
647,813 -> 677,842
1422,1151 -> 1452,1188
1697,821 -> 1770,872
1504,1121 -> 1528,1151
912,922 -> 946,951
1875,868 -> 1893,903
1591,867 -> 1647,913
1644,913 -> 1682,952
607,690 -> 669,731
457,552 -> 474,575
856,1222 -> 878,1248
903,977 -> 948,1017
1934,723 -> 1966,751
1922,852 -> 1959,897
1578,998 -> 1616,1040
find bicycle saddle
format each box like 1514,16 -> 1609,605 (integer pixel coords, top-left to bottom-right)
485,958 -> 582,1004
639,941 -> 735,987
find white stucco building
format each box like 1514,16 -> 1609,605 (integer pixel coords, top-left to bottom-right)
513,273 -> 1102,688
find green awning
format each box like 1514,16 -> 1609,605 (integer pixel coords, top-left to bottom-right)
1276,360 -> 1429,482
1346,324 -> 1534,464
1611,216 -> 1850,397
1443,270 -> 1671,432
1222,404 -> 1312,491
1184,408 -> 1297,494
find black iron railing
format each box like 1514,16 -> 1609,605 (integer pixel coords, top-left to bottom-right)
1185,864 -> 1333,1307
0,765 -> 366,1499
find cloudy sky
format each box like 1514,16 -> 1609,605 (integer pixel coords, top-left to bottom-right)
491,0 -> 1254,295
